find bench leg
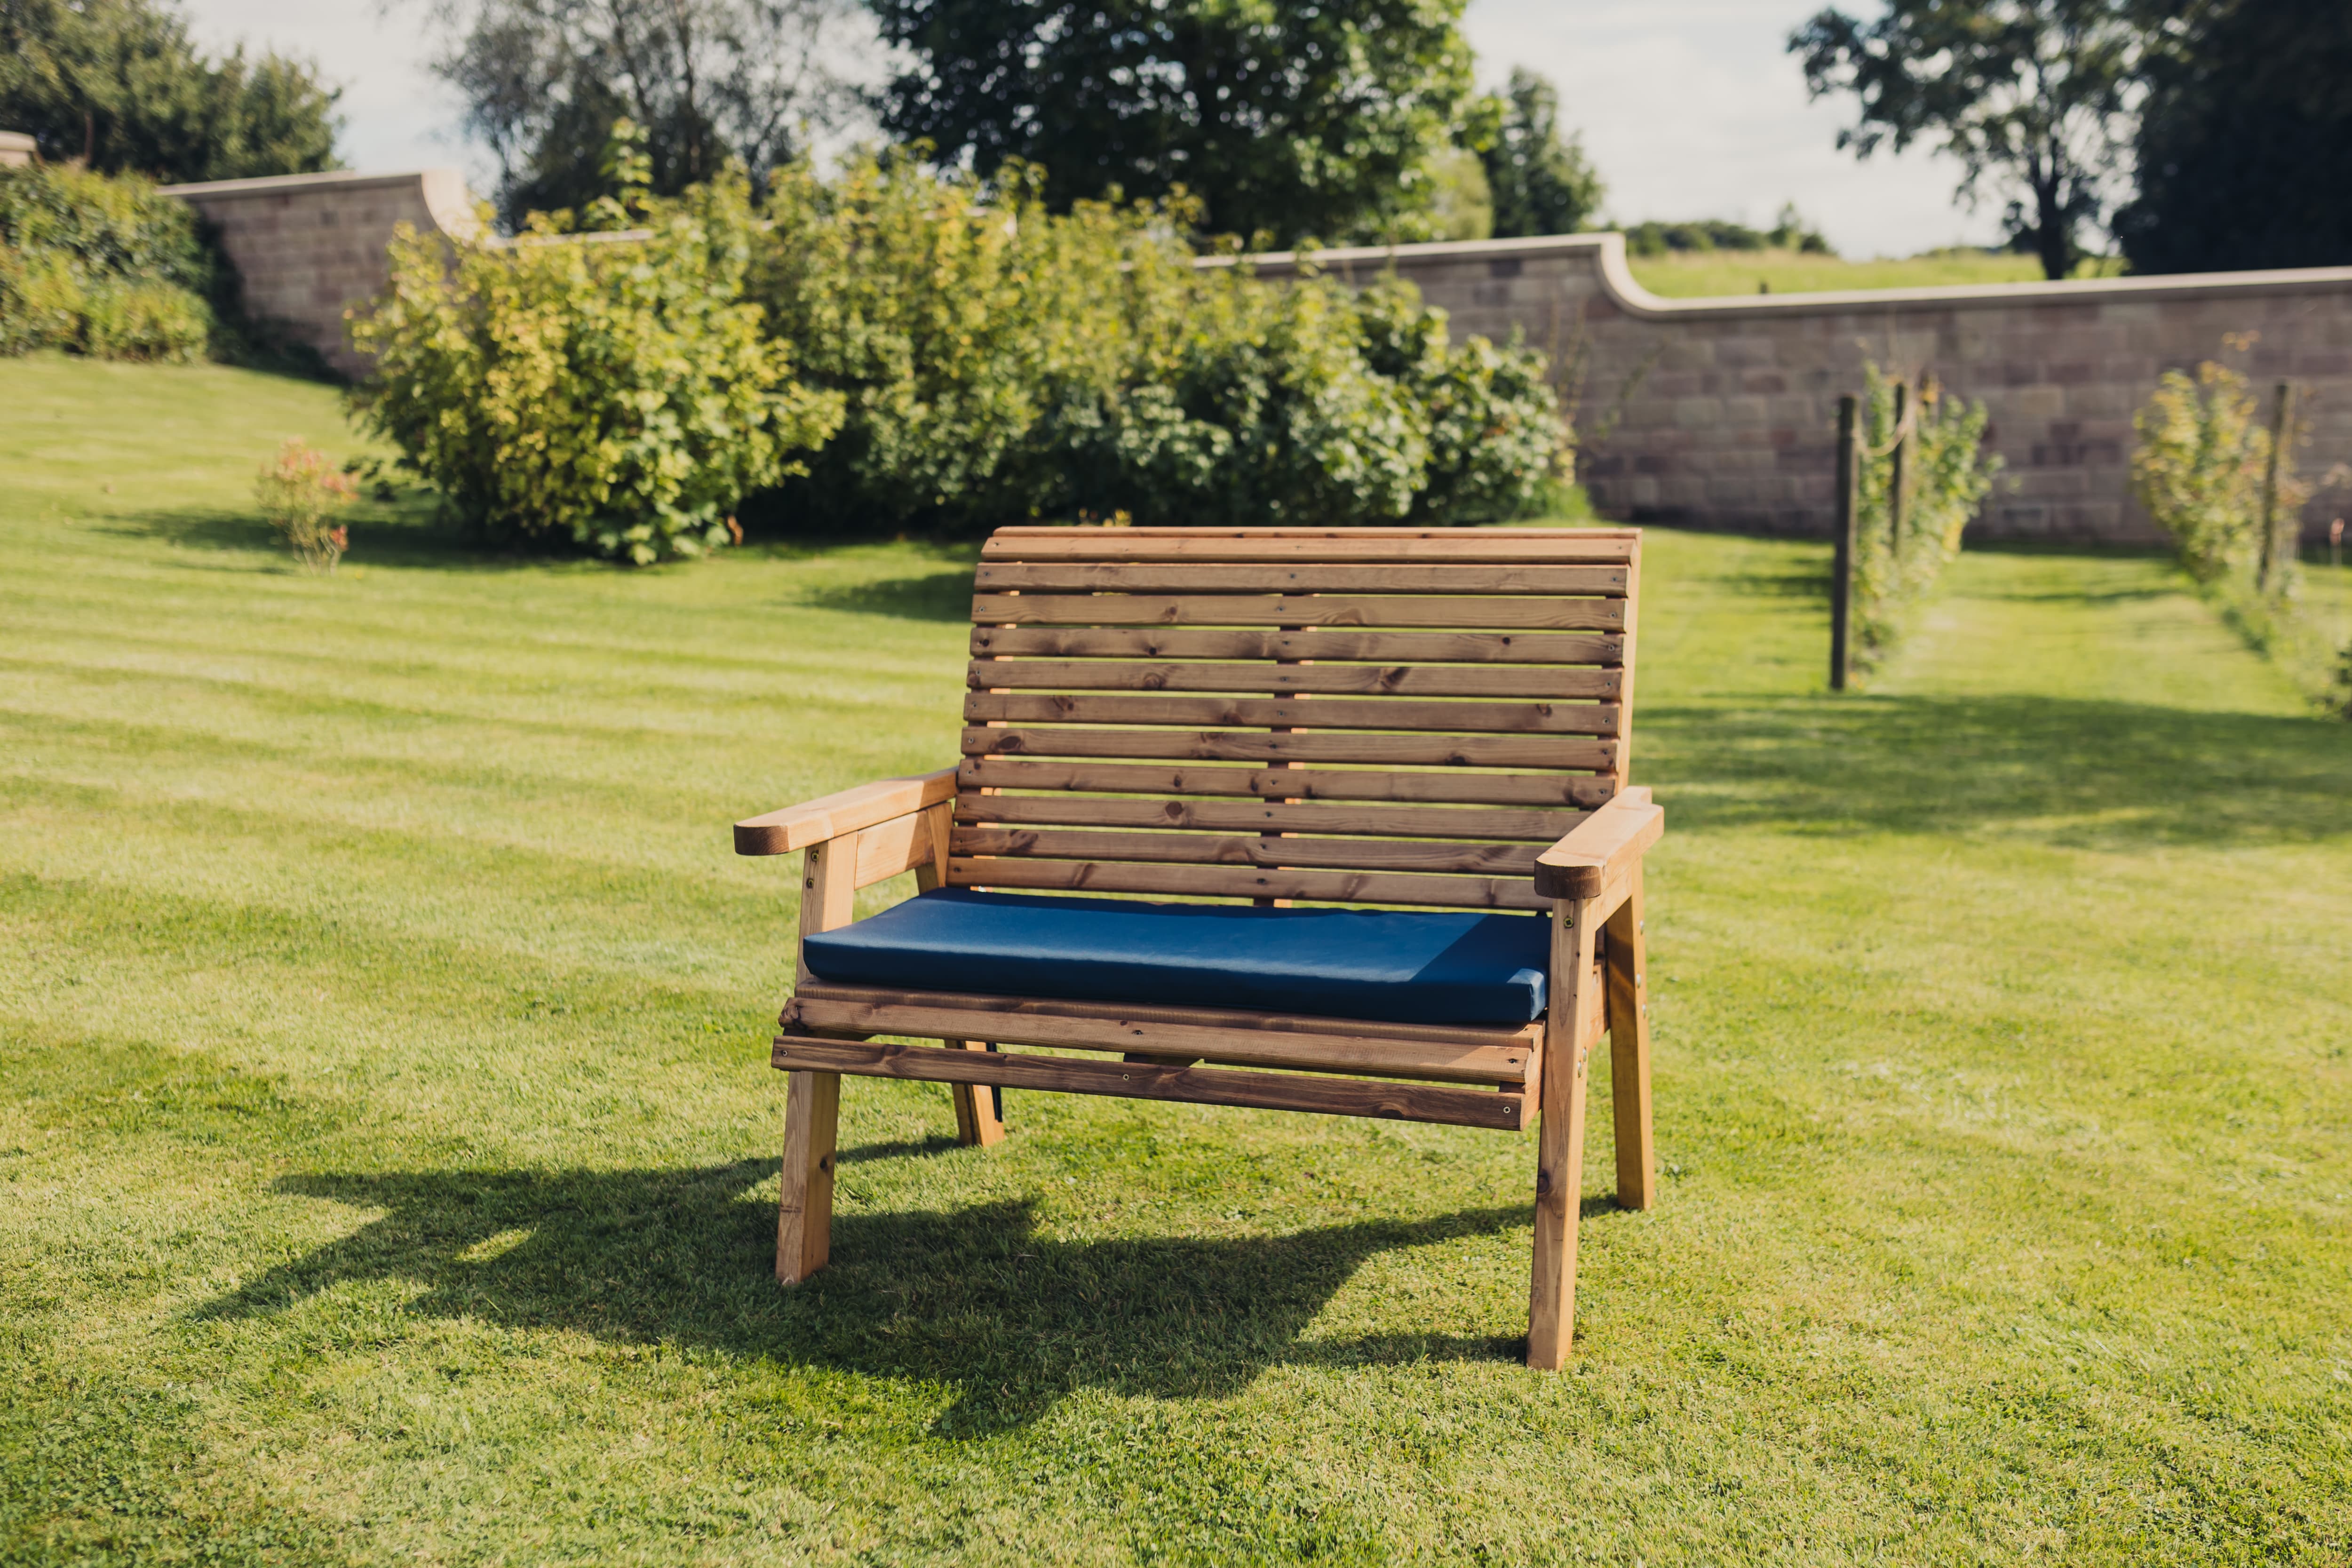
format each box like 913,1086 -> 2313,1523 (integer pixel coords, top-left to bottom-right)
777,1068 -> 840,1285
1528,897 -> 1599,1369
1605,864 -> 1655,1211
948,1041 -> 1005,1146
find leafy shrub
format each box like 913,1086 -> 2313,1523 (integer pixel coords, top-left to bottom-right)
2130,360 -> 2290,582
745,153 -> 1563,535
751,154 -> 1146,532
254,438 -> 357,573
2132,354 -> 2345,714
0,161 -> 217,360
1851,363 -> 2002,665
350,174 -> 843,564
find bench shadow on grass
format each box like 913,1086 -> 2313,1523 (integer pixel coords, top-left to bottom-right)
196,1158 -> 1535,1434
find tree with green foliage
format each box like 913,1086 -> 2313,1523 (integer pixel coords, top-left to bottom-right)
0,0 -> 339,182
868,0 -> 1475,247
2112,0 -> 2352,274
409,0 -> 867,228
1464,68 -> 1604,239
1790,0 -> 2141,279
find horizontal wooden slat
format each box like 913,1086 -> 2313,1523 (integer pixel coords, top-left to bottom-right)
967,659 -> 1622,700
958,759 -> 1621,808
961,728 -> 1618,771
955,794 -> 1587,841
970,628 -> 1624,665
975,563 -> 1628,595
981,527 -> 1638,565
786,988 -> 1535,1084
962,692 -> 1621,738
795,981 -> 1539,1047
949,857 -> 1551,910
972,594 -> 1626,631
952,825 -> 1542,876
773,1035 -> 1531,1130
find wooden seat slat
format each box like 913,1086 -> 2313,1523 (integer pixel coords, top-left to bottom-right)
975,563 -> 1629,595
969,628 -> 1625,664
949,856 -> 1552,910
774,1036 -> 1533,1131
973,594 -> 1628,632
952,825 -> 1541,876
794,980 -> 1541,1050
957,758 -> 1621,808
961,727 -> 1618,771
961,692 -> 1622,737
787,987 -> 1535,1083
967,660 -> 1622,700
954,795 -> 1587,840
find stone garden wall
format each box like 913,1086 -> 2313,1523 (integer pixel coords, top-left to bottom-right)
159,168 -> 479,378
1251,234 -> 2352,543
159,167 -> 2352,541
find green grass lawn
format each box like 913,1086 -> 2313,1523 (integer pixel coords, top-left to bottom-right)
1627,247 -> 2124,299
4,352 -> 2350,1566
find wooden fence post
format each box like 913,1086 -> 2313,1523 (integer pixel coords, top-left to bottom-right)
1888,381 -> 1909,551
2257,382 -> 2296,593
1831,394 -> 1858,692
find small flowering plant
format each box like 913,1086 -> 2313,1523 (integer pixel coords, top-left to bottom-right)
255,439 -> 358,573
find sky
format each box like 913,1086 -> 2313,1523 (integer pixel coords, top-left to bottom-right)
178,0 -> 2000,259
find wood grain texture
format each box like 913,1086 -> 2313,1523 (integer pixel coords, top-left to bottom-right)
961,691 -> 1622,737
961,727 -> 1619,771
954,794 -> 1588,841
945,855 -> 1551,910
971,594 -> 1628,632
773,1035 -> 1531,1129
735,767 -> 958,856
1533,789 -> 1664,900
958,759 -> 1620,808
981,527 -> 1639,564
950,824 -> 1541,876
775,1067 -> 840,1285
1605,864 -> 1654,1211
792,981 -> 1541,1053
786,993 -> 1533,1084
851,810 -> 939,889
974,563 -> 1629,595
1527,896 -> 1600,1369
795,832 -> 860,990
946,1040 -> 1006,1147
967,659 -> 1622,700
970,628 -> 1625,665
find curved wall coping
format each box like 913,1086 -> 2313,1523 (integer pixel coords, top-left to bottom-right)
160,167 -> 483,241
1224,230 -> 2352,318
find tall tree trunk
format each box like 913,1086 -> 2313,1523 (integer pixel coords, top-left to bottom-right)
2035,170 -> 2070,281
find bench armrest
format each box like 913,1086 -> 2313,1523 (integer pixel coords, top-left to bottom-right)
1533,788 -> 1663,901
733,767 -> 959,856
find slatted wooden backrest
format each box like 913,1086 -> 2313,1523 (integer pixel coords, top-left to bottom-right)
952,526 -> 1642,912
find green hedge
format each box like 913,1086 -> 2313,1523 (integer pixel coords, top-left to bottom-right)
352,153 -> 1568,560
0,163 -> 216,361
350,176 -> 844,565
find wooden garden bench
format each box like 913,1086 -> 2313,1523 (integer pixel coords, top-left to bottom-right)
733,525 -> 1663,1367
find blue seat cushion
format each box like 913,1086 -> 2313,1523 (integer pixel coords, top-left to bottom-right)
800,888 -> 1549,1026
